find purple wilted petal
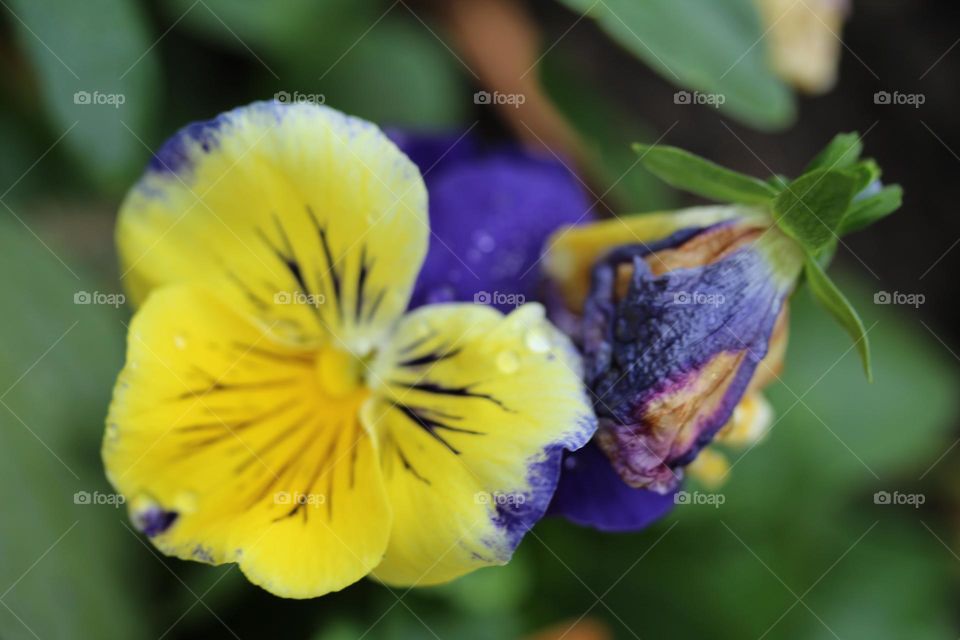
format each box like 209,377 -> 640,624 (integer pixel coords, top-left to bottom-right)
389,131 -> 592,312
548,442 -> 676,532
583,222 -> 799,493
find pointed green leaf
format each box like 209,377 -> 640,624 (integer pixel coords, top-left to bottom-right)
772,169 -> 858,252
805,132 -> 863,172
633,144 -> 779,204
556,0 -> 795,130
839,185 -> 903,235
804,257 -> 872,380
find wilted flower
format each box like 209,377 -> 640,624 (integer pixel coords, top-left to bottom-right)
104,102 -> 595,598
544,206 -> 799,494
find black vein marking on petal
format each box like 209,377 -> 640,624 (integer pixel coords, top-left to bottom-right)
175,376 -> 299,401
233,410 -> 311,474
276,431 -> 338,523
256,217 -> 313,302
364,288 -> 386,324
355,243 -> 372,323
348,427 -> 359,489
394,443 -> 430,485
388,380 -> 511,411
245,447 -> 304,511
306,206 -> 343,321
176,399 -> 299,435
231,342 -> 313,365
389,403 -> 484,455
397,330 -> 438,355
225,270 -> 269,310
396,346 -> 461,368
178,398 -> 301,451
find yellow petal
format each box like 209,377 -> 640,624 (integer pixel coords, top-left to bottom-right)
104,285 -> 391,598
543,205 -> 763,311
716,392 -> 774,448
362,303 -> 594,586
685,449 -> 730,489
117,101 -> 428,354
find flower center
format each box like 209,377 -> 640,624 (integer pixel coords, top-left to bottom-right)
314,347 -> 365,398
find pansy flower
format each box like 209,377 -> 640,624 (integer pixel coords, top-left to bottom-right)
103,101 -> 595,598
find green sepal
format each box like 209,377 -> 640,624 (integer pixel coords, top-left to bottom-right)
632,143 -> 779,205
804,257 -> 873,381
772,169 -> 858,253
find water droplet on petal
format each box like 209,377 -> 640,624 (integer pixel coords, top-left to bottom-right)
473,230 -> 496,253
173,334 -> 187,350
524,327 -> 551,353
496,350 -> 520,374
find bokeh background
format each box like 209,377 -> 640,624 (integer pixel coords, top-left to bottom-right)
2,1 -> 959,638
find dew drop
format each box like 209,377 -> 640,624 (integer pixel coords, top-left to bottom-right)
524,327 -> 551,353
496,350 -> 521,374
473,230 -> 496,253
173,334 -> 187,350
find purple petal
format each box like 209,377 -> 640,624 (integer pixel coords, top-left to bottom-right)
390,131 -> 592,313
584,223 -> 794,492
548,442 -> 676,532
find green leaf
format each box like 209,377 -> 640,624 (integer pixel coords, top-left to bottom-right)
319,18 -> 468,128
0,218 -> 153,639
557,0 -> 794,130
839,185 -> 904,235
633,144 -> 779,204
8,0 -> 160,193
772,169 -> 858,252
805,132 -> 863,172
803,257 -> 871,380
